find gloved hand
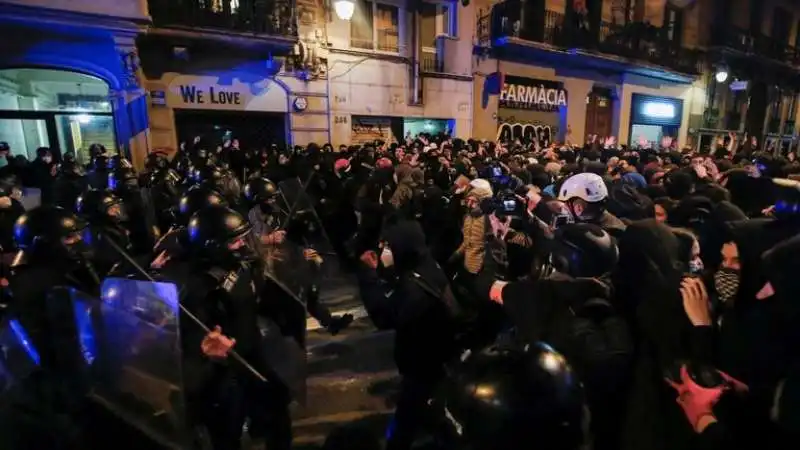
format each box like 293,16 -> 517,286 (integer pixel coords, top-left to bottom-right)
666,364 -> 723,432
665,364 -> 748,433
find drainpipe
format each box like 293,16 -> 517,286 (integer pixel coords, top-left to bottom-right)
410,5 -> 421,105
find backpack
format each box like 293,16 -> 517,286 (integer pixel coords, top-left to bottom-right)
558,296 -> 634,393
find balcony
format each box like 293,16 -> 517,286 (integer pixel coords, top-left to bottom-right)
351,29 -> 400,53
476,4 -> 702,80
148,0 -> 297,41
710,24 -> 800,67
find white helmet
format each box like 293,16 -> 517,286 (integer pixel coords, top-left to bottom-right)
558,173 -> 608,203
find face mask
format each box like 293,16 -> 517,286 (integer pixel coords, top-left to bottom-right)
0,156 -> 7,168
42,156 -> 53,164
380,247 -> 394,267
689,258 -> 704,274
714,268 -> 740,303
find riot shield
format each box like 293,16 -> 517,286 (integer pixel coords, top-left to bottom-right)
0,317 -> 45,448
277,178 -> 361,312
258,231 -> 310,403
91,278 -> 188,449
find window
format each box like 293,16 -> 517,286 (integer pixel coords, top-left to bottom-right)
795,19 -> 800,48
350,0 -> 400,53
420,2 -> 456,46
771,8 -> 791,46
437,4 -> 456,37
664,4 -> 683,46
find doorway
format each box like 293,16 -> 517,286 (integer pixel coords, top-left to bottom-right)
0,68 -> 115,165
585,87 -> 614,139
173,110 -> 287,150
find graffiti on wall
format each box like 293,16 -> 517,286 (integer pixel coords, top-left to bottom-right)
351,116 -> 395,144
496,121 -> 558,147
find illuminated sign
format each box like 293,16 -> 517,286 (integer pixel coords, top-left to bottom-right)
498,75 -> 567,112
730,80 -> 749,91
642,102 -> 676,119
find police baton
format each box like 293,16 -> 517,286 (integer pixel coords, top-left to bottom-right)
100,235 -> 268,383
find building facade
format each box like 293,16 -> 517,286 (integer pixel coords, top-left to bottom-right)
141,0 -> 475,154
471,0 -> 710,148
0,0 -> 149,166
693,0 -> 800,153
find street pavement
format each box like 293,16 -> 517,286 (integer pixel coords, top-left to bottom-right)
291,290 -> 398,449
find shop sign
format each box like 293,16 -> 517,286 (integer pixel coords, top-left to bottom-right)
178,85 -> 243,106
161,75 -> 288,113
730,80 -> 748,91
631,93 -> 683,127
150,90 -> 166,106
499,75 -> 567,112
641,102 -> 676,119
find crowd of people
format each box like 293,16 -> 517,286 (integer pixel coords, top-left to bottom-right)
0,129 -> 799,450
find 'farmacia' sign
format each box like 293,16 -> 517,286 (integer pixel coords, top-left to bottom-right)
499,75 -> 567,112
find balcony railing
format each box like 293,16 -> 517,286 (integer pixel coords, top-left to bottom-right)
421,50 -> 442,72
350,29 -> 400,53
477,5 -> 702,74
149,0 -> 297,37
711,24 -> 800,66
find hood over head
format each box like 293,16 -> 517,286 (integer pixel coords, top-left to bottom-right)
724,218 -> 800,311
614,219 -> 688,366
382,220 -> 429,272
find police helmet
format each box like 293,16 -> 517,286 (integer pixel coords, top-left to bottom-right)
107,167 -> 139,193
551,223 -> 618,279
186,205 -> 252,260
12,206 -> 90,265
243,177 -> 279,206
771,178 -> 800,220
195,166 -> 241,204
145,152 -> 169,171
190,164 -> 225,186
106,154 -> 133,171
90,154 -> 109,172
75,189 -> 128,224
176,186 -> 229,226
435,342 -> 586,450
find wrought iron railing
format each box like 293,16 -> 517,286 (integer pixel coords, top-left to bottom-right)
710,24 -> 800,66
420,51 -> 442,72
149,0 -> 297,37
351,29 -> 400,53
478,3 -> 702,74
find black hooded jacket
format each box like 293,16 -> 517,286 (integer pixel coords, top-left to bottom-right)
613,220 -> 705,450
357,220 -> 456,377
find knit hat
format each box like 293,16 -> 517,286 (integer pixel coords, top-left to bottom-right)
468,178 -> 494,200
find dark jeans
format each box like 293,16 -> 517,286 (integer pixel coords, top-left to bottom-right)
386,373 -> 441,450
201,376 -> 291,450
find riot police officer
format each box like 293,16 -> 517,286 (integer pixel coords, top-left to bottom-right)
175,205 -> 293,450
244,177 -> 282,247
53,154 -> 90,210
193,165 -> 244,213
433,341 -> 587,450
244,177 -> 353,337
5,206 -> 100,442
108,165 -> 157,252
74,189 -> 132,277
150,186 -> 230,269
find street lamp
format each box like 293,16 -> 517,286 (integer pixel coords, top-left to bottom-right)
333,0 -> 355,20
715,68 -> 729,83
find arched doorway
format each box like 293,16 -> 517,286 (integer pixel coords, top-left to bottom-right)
0,68 -> 115,165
